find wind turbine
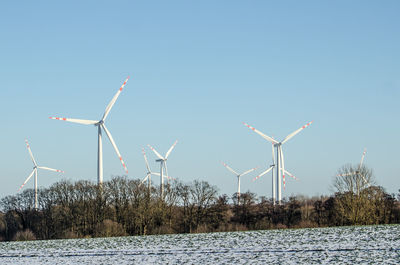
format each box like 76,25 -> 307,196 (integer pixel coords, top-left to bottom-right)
338,148 -> 369,191
140,148 -> 160,191
253,141 -> 299,203
243,121 -> 312,204
49,77 -> 130,185
252,142 -> 276,202
147,140 -> 178,198
19,139 -> 64,209
221,162 -> 257,204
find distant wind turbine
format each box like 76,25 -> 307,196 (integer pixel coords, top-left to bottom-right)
140,148 -> 160,191
338,148 -> 369,187
244,121 -> 312,204
148,140 -> 178,198
252,142 -> 276,200
49,77 -> 130,185
222,162 -> 258,204
19,139 -> 64,209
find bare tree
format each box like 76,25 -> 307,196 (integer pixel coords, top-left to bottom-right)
334,164 -> 374,195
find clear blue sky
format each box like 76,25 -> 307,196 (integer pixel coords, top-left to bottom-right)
1,1 -> 399,199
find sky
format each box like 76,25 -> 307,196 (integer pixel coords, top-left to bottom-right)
0,1 -> 399,200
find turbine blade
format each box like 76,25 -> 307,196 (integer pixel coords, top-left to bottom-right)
337,172 -> 355,177
360,173 -> 369,185
142,148 -> 151,172
164,162 -> 169,181
271,143 -> 275,165
165,175 -> 175,181
147,144 -> 165,160
284,169 -> 298,181
222,162 -> 239,175
101,124 -> 128,174
151,172 -> 161,176
359,148 -> 367,170
281,121 -> 313,144
253,166 -> 273,181
280,146 -> 286,190
243,122 -> 279,144
141,174 -> 149,184
25,139 -> 37,167
163,163 -> 174,181
165,140 -> 178,159
102,76 -> 130,121
240,166 -> 259,177
37,166 -> 64,173
18,169 -> 35,191
49,117 -> 98,125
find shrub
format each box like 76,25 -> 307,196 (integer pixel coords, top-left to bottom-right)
156,225 -> 174,235
275,223 -> 287,229
63,230 -> 79,239
194,224 -> 210,233
295,220 -> 318,229
13,229 -> 36,241
95,219 -> 127,238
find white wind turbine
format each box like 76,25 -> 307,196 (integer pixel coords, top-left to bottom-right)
244,121 -> 312,204
252,141 -> 298,203
19,139 -> 64,209
140,148 -> 160,190
252,142 -> 277,201
147,140 -> 178,198
50,77 -> 130,185
338,148 -> 369,188
221,162 -> 258,204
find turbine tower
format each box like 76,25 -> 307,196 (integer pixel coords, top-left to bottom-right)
19,139 -> 64,209
221,162 -> 257,204
253,141 -> 298,204
50,77 -> 129,185
140,148 -> 160,191
148,140 -> 178,198
244,121 -> 312,204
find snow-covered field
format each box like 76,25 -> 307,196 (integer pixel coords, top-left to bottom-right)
0,225 -> 399,264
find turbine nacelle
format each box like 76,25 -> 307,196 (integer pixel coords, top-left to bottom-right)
95,120 -> 104,126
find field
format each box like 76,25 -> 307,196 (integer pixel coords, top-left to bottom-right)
0,225 -> 399,264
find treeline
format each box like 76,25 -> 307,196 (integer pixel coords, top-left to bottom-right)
0,176 -> 399,241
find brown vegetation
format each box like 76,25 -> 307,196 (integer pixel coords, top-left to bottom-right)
13,229 -> 36,241
0,173 -> 398,241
